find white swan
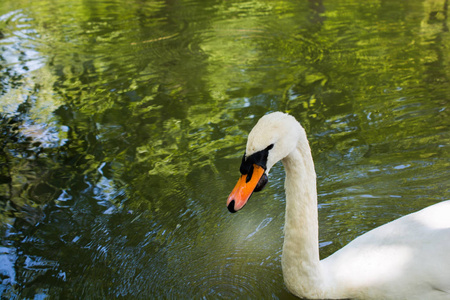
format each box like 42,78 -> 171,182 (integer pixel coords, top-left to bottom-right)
226,112 -> 450,299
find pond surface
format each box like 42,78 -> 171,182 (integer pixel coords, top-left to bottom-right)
0,0 -> 449,298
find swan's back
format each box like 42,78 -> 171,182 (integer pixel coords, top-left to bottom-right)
322,200 -> 450,299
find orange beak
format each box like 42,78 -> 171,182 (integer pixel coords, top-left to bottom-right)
227,164 -> 265,212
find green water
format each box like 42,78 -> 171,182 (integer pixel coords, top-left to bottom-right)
0,0 -> 449,298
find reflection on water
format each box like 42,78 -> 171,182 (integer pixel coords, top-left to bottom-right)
1,0 -> 449,298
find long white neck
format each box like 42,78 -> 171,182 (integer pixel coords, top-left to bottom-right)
281,132 -> 328,299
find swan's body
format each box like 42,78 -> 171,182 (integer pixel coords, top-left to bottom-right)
226,112 -> 450,299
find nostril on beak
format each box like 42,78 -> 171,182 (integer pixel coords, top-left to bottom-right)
227,200 -> 237,213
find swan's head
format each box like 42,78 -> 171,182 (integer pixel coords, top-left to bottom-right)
227,112 -> 302,212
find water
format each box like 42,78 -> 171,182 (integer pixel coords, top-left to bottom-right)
0,0 -> 449,298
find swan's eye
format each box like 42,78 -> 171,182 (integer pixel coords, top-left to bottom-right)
240,144 -> 274,177
254,173 -> 268,192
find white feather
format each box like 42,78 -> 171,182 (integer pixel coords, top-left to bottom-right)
245,112 -> 450,299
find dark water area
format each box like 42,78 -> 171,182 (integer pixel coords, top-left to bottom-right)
0,0 -> 449,298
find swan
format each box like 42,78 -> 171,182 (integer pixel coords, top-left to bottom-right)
226,112 -> 450,299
